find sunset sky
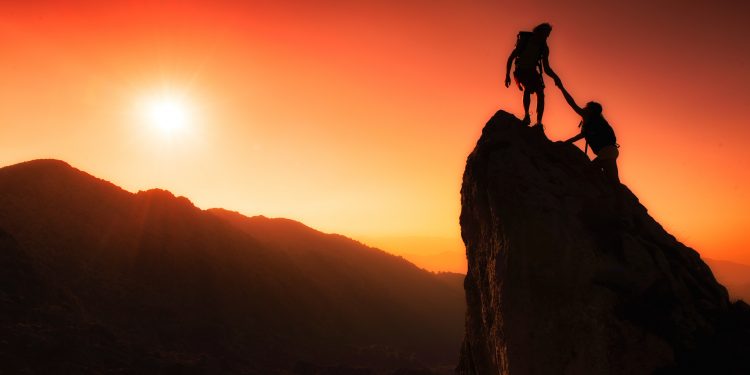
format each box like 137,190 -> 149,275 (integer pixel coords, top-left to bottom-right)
1,0 -> 748,272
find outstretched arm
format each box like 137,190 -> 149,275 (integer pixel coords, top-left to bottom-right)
541,54 -> 560,83
557,81 -> 585,116
505,49 -> 517,88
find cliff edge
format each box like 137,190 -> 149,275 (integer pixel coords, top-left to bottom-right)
457,110 -> 750,374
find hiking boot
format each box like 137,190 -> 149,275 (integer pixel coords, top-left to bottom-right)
532,122 -> 544,131
521,116 -> 531,126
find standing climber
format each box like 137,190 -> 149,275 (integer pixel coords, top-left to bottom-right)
504,23 -> 560,129
555,77 -> 620,185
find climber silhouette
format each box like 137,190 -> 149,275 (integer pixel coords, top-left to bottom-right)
556,77 -> 620,185
505,23 -> 560,129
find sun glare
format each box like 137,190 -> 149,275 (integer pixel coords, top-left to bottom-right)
139,93 -> 192,134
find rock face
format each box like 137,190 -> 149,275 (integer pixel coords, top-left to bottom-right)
456,111 -> 750,374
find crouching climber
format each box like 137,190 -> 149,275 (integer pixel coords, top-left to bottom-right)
555,77 -> 620,185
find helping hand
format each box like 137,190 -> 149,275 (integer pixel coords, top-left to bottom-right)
504,76 -> 511,88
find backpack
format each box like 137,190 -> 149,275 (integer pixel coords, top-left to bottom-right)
515,31 -> 546,72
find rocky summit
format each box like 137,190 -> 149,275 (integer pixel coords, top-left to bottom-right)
456,110 -> 750,374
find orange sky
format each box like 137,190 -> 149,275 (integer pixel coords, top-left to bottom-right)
1,1 -> 748,273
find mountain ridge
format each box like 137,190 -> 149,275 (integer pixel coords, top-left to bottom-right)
0,158 -> 464,374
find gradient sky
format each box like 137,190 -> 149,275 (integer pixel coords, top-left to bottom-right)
1,0 -> 748,272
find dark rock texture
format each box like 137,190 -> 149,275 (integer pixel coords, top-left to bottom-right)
456,110 -> 750,374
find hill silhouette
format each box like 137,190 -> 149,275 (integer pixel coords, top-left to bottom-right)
0,159 -> 463,374
457,111 -> 750,374
704,258 -> 750,302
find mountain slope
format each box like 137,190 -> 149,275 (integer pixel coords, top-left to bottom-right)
705,258 -> 750,302
0,159 -> 463,374
456,111 -> 750,375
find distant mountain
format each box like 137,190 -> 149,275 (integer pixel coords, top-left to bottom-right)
399,251 -> 467,274
355,236 -> 467,274
0,159 -> 464,374
705,258 -> 750,302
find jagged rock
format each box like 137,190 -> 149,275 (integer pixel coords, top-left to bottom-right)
456,110 -> 750,374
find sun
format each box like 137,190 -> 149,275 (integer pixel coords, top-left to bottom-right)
139,92 -> 192,134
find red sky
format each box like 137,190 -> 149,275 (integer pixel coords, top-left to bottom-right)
1,0 -> 748,272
